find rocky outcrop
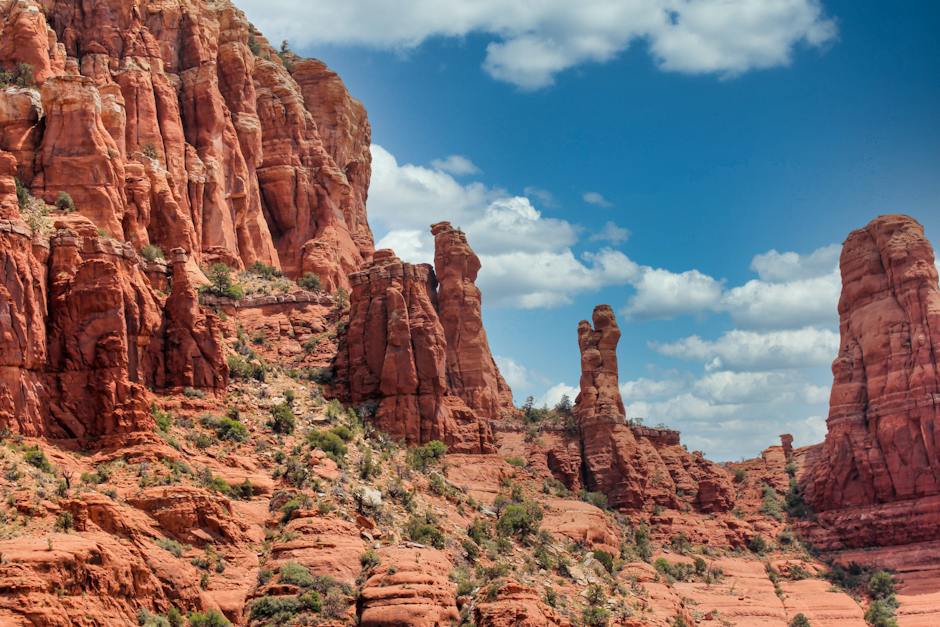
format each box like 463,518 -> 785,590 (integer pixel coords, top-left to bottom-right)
802,214 -> 940,548
338,224 -> 512,453
0,0 -> 373,287
0,187 -> 225,439
162,248 -> 228,391
433,222 -> 515,419
473,580 -> 570,627
534,305 -> 734,513
357,547 -> 460,627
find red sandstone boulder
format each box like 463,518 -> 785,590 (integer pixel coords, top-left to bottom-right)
357,546 -> 460,626
473,580 -> 571,626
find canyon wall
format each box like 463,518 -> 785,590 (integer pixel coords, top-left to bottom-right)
337,223 -> 513,453
0,0 -> 373,439
0,0 -> 372,287
802,214 -> 940,548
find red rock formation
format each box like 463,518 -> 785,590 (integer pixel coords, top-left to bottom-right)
533,305 -> 734,513
162,248 -> 228,391
339,248 -> 497,453
357,547 -> 460,626
474,580 -> 571,626
802,214 -> 940,548
0,0 -> 372,286
433,222 -> 515,420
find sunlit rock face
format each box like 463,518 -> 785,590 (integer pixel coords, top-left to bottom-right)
801,214 -> 940,549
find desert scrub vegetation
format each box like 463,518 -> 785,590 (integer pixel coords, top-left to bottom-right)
405,440 -> 447,472
200,263 -> 244,300
140,244 -> 164,262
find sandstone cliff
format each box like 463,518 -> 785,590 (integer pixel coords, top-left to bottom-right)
802,214 -> 940,548
337,223 -> 513,453
0,0 -> 372,287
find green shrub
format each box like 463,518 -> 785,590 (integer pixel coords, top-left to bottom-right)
213,416 -> 248,442
593,549 -> 615,573
786,476 -> 813,518
156,537 -> 185,557
496,501 -> 543,540
580,490 -> 609,510
247,34 -> 261,55
789,614 -> 812,627
247,261 -> 281,280
733,468 -> 747,483
268,402 -> 296,434
152,404 -> 173,432
307,429 -> 348,463
166,607 -> 183,627
404,513 -> 446,548
280,561 -> 316,587
188,610 -> 230,627
54,510 -> 74,531
868,570 -> 897,603
201,263 -> 244,300
227,354 -> 266,381
760,484 -> 783,521
0,63 -> 34,87
505,456 -> 525,467
140,245 -> 164,262
24,446 -> 53,472
15,177 -> 29,209
54,192 -> 75,212
748,534 -> 768,554
864,599 -> 898,627
298,272 -> 322,291
360,549 -> 380,569
406,440 -> 447,471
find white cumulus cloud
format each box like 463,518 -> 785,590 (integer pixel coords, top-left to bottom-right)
240,0 -> 837,89
590,221 -> 631,244
583,191 -> 613,207
651,326 -> 840,371
430,154 -> 481,176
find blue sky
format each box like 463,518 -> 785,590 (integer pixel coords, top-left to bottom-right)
241,0 -> 940,460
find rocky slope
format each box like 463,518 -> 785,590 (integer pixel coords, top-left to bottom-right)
1,0 -> 938,625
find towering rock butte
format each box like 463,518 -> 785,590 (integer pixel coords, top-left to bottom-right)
531,305 -> 735,512
0,0 -> 373,287
801,214 -> 940,549
337,223 -> 514,453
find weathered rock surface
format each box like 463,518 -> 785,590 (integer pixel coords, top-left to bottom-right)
0,0 -> 372,286
338,224 -> 511,452
533,305 -> 734,513
473,580 -> 571,627
432,222 -> 515,419
802,214 -> 940,548
357,547 -> 460,626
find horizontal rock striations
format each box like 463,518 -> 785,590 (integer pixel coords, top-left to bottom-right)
801,214 -> 940,548
337,223 -> 513,453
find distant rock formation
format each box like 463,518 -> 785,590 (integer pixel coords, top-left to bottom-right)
337,223 -> 514,453
531,305 -> 735,513
801,214 -> 940,548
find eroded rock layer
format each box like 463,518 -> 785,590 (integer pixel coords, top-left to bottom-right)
338,223 -> 512,453
535,305 -> 734,513
802,214 -> 940,548
0,0 -> 372,286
